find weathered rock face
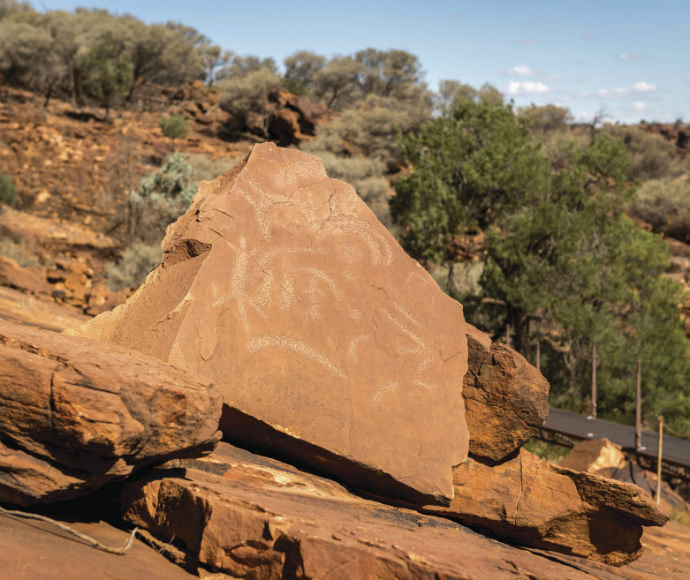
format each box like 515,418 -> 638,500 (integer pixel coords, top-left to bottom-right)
122,442 -> 680,580
69,142 -> 469,505
422,448 -> 667,566
0,319 -> 222,506
464,323 -> 550,463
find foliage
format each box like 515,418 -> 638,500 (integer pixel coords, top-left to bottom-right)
79,34 -> 133,118
283,50 -> 325,95
105,241 -> 161,291
0,5 -> 216,106
391,97 -> 547,268
159,114 -> 190,145
128,152 -> 197,244
519,103 -> 573,134
217,67 -> 282,132
0,171 -> 17,205
629,177 -> 689,241
393,97 -> 690,435
523,439 -> 570,464
603,125 -> 685,181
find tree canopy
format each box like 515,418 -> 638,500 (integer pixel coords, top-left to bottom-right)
392,96 -> 690,433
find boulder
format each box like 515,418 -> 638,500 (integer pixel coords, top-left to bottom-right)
0,319 -> 222,506
68,142 -> 469,505
463,323 -> 550,463
122,442 -> 680,580
559,438 -> 628,474
560,438 -> 690,518
422,448 -> 667,565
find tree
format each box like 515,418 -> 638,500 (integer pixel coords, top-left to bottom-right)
391,97 -> 548,282
159,114 -> 189,150
80,34 -> 133,119
283,50 -> 325,95
392,95 -> 690,434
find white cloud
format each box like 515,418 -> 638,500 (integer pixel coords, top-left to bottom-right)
632,101 -> 648,111
582,82 -> 657,99
632,81 -> 656,92
584,87 -> 628,98
507,81 -> 551,95
505,65 -> 536,77
619,53 -> 646,61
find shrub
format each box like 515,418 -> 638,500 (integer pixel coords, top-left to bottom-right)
0,172 -> 17,205
128,152 -> 197,244
629,177 -> 690,241
105,242 -> 161,291
159,114 -> 190,146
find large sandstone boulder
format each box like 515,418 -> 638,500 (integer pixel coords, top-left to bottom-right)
0,319 -> 222,506
464,323 -> 550,462
422,448 -> 667,565
69,143 -> 469,505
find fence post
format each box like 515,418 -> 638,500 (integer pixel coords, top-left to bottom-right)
535,340 -> 541,372
656,415 -> 664,505
635,358 -> 642,450
591,338 -> 597,418
505,324 -> 511,347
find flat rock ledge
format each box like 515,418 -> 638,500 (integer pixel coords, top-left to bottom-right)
0,319 -> 222,506
122,442 -> 672,580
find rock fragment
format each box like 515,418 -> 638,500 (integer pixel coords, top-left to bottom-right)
422,448 -> 667,565
463,323 -> 550,463
0,319 -> 222,506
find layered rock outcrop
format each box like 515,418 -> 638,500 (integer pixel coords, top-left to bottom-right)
422,448 -> 666,565
0,319 -> 222,505
464,323 -> 550,462
121,442 -> 679,580
69,143 -> 469,505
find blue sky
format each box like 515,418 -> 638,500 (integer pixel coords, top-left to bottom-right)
37,0 -> 689,123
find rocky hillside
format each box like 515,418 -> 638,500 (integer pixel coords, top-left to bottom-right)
0,145 -> 687,579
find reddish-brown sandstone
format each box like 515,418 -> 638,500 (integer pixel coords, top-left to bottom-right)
463,323 -> 550,463
122,442 -> 679,580
422,448 -> 667,565
69,142 -> 469,505
0,319 -> 222,506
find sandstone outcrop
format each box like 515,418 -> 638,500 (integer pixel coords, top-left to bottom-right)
121,441 -> 681,580
69,142 -> 469,505
464,323 -> 550,462
560,438 -> 690,518
0,319 -> 222,506
422,448 -> 667,565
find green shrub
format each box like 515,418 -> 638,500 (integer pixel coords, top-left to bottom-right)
159,114 -> 190,145
523,439 -> 571,464
105,242 -> 161,291
0,172 -> 17,205
603,125 -> 685,181
629,177 -> 689,240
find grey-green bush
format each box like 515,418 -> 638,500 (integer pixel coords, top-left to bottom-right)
105,242 -> 161,291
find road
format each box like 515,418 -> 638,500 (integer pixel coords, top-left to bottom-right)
542,408 -> 690,469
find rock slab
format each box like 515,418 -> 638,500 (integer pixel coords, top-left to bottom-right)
464,323 -> 550,463
71,142 -> 469,504
122,442 -> 680,580
422,448 -> 667,565
0,319 -> 222,505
